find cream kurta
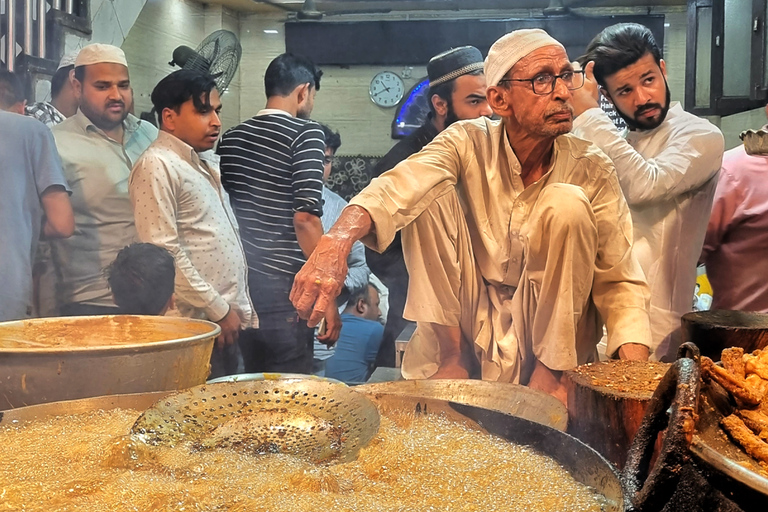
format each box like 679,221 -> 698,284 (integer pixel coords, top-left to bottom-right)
350,117 -> 651,381
572,103 -> 723,360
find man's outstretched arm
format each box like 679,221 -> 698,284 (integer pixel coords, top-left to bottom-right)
291,205 -> 373,327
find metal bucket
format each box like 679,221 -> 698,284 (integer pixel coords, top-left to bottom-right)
0,315 -> 219,410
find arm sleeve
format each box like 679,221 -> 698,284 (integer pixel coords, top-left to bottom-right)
291,123 -> 325,216
700,165 -> 741,264
31,123 -> 70,196
349,126 -> 464,252
572,107 -> 724,207
588,161 -> 653,357
129,156 -> 230,321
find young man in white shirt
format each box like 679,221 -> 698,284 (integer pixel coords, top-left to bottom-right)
571,23 -> 724,361
129,69 -> 256,378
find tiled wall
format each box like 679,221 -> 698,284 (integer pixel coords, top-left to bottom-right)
118,2 -> 755,155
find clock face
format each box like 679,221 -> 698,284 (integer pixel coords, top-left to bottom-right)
369,71 -> 404,108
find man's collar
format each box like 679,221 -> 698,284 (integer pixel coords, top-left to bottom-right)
157,130 -> 219,167
257,108 -> 293,117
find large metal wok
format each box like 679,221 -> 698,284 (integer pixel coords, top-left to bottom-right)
0,315 -> 219,410
0,378 -> 625,511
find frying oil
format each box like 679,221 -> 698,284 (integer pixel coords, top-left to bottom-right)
0,408 -> 603,511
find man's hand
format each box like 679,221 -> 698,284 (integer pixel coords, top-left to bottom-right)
215,307 -> 241,349
317,303 -> 342,346
291,234 -> 351,327
570,61 -> 600,117
618,342 -> 650,361
527,360 -> 567,407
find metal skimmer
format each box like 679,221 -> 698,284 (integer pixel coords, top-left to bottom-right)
130,378 -> 381,464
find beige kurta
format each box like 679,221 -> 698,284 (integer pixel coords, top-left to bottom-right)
349,117 -> 652,382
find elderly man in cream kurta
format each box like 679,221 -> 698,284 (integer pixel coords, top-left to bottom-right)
290,29 -> 652,402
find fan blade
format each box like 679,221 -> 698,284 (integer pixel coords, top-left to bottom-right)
250,0 -> 301,13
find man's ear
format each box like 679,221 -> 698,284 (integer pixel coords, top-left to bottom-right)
659,58 -> 667,80
599,86 -> 614,105
356,298 -> 367,315
73,75 -> 83,99
161,107 -> 176,131
486,86 -> 512,117
296,83 -> 310,104
431,94 -> 448,117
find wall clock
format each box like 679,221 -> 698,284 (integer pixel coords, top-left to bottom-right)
369,71 -> 404,108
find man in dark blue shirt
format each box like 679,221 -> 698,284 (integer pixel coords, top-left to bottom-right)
325,283 -> 384,384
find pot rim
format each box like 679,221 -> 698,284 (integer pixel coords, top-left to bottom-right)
0,315 -> 221,354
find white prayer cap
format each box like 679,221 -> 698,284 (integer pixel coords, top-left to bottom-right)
57,50 -> 79,70
484,29 -> 565,88
75,43 -> 128,68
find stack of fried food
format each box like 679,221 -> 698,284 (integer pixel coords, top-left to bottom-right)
701,347 -> 768,471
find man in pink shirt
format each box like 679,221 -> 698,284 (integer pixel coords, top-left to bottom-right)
700,103 -> 768,312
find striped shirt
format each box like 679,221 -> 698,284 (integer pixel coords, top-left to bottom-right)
219,109 -> 325,278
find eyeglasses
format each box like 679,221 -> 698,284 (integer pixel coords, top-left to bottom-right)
498,70 -> 586,95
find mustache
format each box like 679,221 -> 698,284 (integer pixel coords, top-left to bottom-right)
545,104 -> 574,118
107,101 -> 125,108
634,103 -> 663,116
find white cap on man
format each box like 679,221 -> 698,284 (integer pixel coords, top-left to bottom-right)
74,43 -> 128,68
57,50 -> 79,70
484,29 -> 565,87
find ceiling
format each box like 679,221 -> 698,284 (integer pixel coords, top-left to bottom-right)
198,0 -> 686,16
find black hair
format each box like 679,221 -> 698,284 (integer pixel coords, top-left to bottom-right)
106,243 -> 175,315
580,23 -> 663,87
427,68 -> 482,116
0,70 -> 25,109
150,69 -> 217,127
73,65 -> 85,83
319,123 -> 341,152
50,65 -> 74,99
264,53 -> 322,98
344,283 -> 379,311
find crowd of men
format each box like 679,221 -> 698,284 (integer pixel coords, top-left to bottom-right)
3,21 -> 766,401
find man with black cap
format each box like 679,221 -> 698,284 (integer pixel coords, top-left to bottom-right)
367,46 -> 492,368
290,29 -> 652,405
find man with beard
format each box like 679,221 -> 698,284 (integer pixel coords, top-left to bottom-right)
219,53 -> 337,374
367,46 -> 492,368
290,29 -> 651,404
130,70 -> 257,378
571,23 -> 723,361
51,44 -> 158,316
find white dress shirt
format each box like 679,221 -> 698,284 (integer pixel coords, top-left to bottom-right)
573,102 -> 723,360
129,131 -> 257,328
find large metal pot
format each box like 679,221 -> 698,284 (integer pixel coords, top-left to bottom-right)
0,384 -> 624,511
0,315 -> 219,410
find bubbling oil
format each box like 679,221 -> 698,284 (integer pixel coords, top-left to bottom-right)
0,408 -> 603,511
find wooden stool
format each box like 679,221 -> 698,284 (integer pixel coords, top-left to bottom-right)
564,359 -> 671,468
681,309 -> 768,360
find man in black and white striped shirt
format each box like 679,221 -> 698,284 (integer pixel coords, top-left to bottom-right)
219,53 -> 339,374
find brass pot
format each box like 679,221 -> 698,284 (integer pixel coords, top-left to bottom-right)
0,315 -> 219,410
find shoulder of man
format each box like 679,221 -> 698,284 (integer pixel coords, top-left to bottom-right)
557,133 -> 616,174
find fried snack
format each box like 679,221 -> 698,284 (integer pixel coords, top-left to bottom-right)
745,350 -> 768,380
745,373 -> 768,400
701,356 -> 762,406
721,414 -> 768,470
737,409 -> 768,441
722,347 -> 746,380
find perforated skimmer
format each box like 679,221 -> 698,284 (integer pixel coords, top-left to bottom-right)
130,379 -> 381,464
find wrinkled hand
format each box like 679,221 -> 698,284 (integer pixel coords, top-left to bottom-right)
570,61 -> 600,117
290,234 -> 350,327
318,304 -> 342,346
618,342 -> 650,361
215,307 -> 241,349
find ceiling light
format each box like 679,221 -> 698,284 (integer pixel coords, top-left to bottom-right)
263,29 -> 279,34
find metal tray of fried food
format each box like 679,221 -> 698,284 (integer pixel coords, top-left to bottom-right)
690,380 -> 768,495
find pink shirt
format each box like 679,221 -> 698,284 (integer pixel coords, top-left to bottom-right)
701,144 -> 768,312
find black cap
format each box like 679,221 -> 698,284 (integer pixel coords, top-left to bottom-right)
427,46 -> 484,87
